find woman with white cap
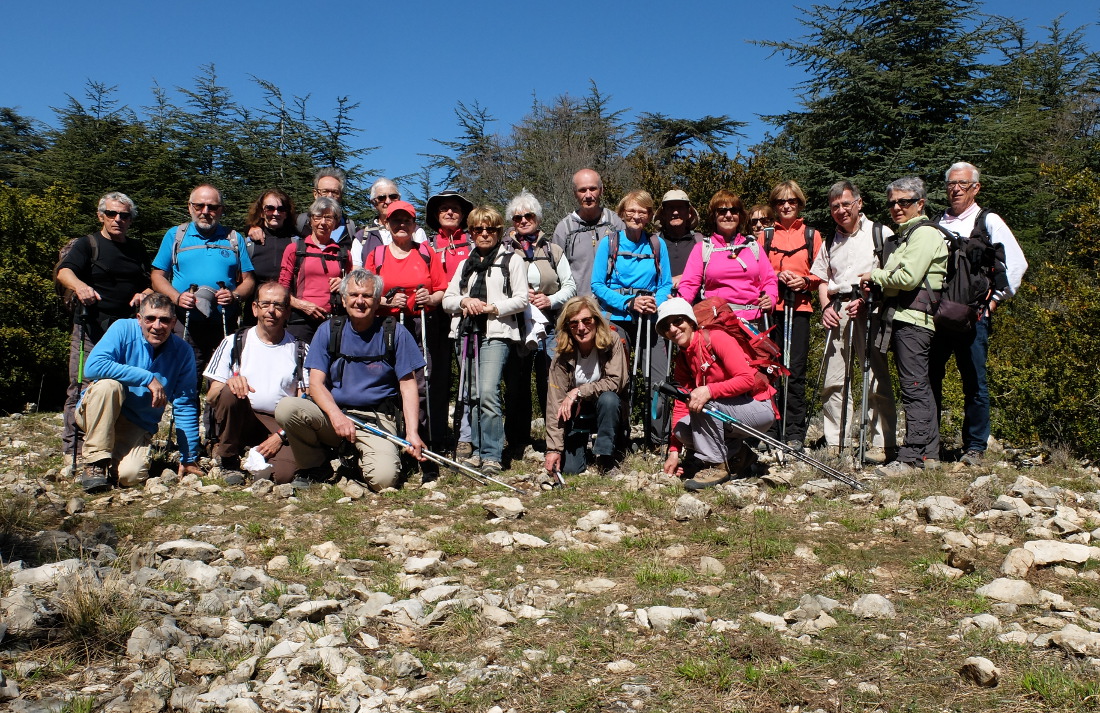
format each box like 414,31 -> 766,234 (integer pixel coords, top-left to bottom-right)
655,189 -> 704,293
657,297 -> 776,490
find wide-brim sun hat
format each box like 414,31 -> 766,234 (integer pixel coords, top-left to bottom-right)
656,297 -> 698,332
425,191 -> 474,231
660,189 -> 692,206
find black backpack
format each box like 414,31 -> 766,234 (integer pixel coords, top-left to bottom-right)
229,328 -> 308,392
326,314 -> 398,385
934,209 -> 1008,333
763,224 -> 816,264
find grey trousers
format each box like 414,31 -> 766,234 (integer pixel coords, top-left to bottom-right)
892,322 -> 939,463
672,394 -> 775,465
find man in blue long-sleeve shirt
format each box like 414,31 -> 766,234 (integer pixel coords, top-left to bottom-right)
75,293 -> 202,492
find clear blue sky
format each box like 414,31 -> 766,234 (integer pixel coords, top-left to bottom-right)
3,0 -> 1097,190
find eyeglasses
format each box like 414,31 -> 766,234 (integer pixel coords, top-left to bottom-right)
101,210 -> 133,220
567,316 -> 595,330
315,188 -> 342,197
470,226 -> 500,235
945,180 -> 976,189
255,301 -> 288,311
373,193 -> 400,204
512,213 -> 537,222
886,198 -> 920,208
141,315 -> 173,325
622,209 -> 650,217
660,315 -> 689,332
190,202 -> 222,212
774,198 -> 800,206
829,200 -> 860,212
310,214 -> 338,223
263,204 -> 288,214
715,207 -> 738,215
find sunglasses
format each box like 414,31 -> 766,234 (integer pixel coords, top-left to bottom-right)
512,212 -> 537,222
749,217 -> 771,225
567,316 -> 595,330
715,206 -> 738,215
373,193 -> 400,204
471,226 -> 500,235
263,204 -> 288,213
774,198 -> 800,206
190,202 -> 222,212
141,315 -> 173,325
886,198 -> 920,208
101,210 -> 132,220
661,315 -> 689,331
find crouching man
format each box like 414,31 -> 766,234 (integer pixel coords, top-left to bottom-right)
274,269 -> 425,490
204,282 -> 304,485
76,293 -> 201,492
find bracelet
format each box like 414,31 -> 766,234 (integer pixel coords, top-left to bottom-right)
277,429 -> 289,446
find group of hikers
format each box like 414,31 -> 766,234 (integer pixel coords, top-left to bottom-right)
57,161 -> 1027,494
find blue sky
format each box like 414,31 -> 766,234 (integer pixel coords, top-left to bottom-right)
3,0 -> 1098,190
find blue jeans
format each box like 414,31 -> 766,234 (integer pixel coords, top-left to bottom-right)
472,338 -> 511,463
562,391 -> 621,474
930,314 -> 990,453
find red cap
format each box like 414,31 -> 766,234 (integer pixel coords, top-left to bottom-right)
384,200 -> 417,220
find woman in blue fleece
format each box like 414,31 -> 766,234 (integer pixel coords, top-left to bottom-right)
75,293 -> 202,492
591,190 -> 672,448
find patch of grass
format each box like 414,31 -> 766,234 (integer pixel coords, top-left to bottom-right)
634,562 -> 692,587
61,696 -> 96,713
57,570 -> 143,661
613,490 -> 667,515
837,514 -> 876,532
1019,664 -> 1100,709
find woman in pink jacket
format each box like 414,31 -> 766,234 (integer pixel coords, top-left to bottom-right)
676,190 -> 777,323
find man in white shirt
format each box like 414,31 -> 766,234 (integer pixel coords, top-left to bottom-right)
204,282 -> 305,484
811,181 -> 898,462
933,162 -> 1028,466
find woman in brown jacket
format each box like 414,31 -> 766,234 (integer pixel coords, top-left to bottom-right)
544,296 -> 630,476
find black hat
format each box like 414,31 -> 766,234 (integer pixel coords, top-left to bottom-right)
425,190 -> 474,231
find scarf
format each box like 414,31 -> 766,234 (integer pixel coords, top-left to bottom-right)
460,243 -> 500,334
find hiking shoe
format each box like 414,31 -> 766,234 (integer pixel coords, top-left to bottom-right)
223,472 -> 246,486
80,460 -> 113,494
482,460 -> 502,476
960,450 -> 984,466
862,447 -> 889,465
219,455 -> 241,471
289,476 -> 312,490
786,440 -> 805,453
875,460 -> 919,478
461,453 -> 482,469
421,461 -> 440,484
291,464 -> 333,487
456,441 -> 474,459
825,445 -> 841,458
923,458 -> 941,470
684,463 -> 732,491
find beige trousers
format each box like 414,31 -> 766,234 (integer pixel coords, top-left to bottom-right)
75,379 -> 153,486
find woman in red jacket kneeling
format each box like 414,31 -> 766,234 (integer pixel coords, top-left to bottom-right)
659,297 -> 777,491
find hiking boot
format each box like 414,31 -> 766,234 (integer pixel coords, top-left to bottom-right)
223,472 -> 246,486
684,463 -> 732,491
80,459 -> 113,494
594,453 -> 618,475
292,464 -> 333,488
482,460 -> 502,476
960,450 -> 984,467
875,460 -> 919,478
923,458 -> 941,470
862,447 -> 889,465
825,445 -> 841,458
461,453 -> 482,469
456,441 -> 474,460
421,461 -> 440,485
219,455 -> 241,471
786,440 -> 805,453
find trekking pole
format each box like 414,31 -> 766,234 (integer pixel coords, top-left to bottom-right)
811,325 -> 834,414
416,285 -> 431,444
644,313 -> 654,445
216,281 -> 229,337
759,291 -> 771,333
73,302 -> 87,475
838,312 -> 855,452
453,326 -> 470,447
857,287 -> 875,467
781,287 -> 793,441
342,411 -> 517,492
551,465 -> 566,489
657,382 -> 864,490
183,284 -> 198,340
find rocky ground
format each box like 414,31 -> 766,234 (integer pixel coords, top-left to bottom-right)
1,410 -> 1100,713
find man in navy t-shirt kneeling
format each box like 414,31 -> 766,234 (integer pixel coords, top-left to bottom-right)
275,269 -> 425,490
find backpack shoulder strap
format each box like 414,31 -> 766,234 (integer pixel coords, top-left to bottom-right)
605,230 -> 621,282
370,244 -> 386,275
382,315 -> 397,366
500,248 -> 515,298
229,327 -> 250,372
872,222 -> 884,264
804,224 -> 815,260
171,223 -> 188,268
762,226 -> 774,254
649,233 -> 663,284
294,338 -> 307,391
327,314 -> 347,358
291,239 -> 310,286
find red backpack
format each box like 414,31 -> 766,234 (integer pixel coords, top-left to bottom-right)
691,297 -> 788,391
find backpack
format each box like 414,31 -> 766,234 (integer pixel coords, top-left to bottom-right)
54,234 -> 100,312
326,314 -> 398,385
565,211 -> 617,257
369,243 -> 433,275
229,327 -> 308,391
698,234 -> 762,298
171,223 -> 243,275
824,222 -> 886,264
605,230 -> 663,286
934,209 -> 1008,333
763,224 -> 816,264
514,237 -> 564,296
691,297 -> 788,392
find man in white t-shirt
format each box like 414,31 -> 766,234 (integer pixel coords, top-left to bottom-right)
204,282 -> 306,483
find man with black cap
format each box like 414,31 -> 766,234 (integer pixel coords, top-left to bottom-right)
552,169 -> 626,296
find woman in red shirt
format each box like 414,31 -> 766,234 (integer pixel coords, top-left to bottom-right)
659,297 -> 775,491
764,181 -> 823,450
278,197 -> 353,342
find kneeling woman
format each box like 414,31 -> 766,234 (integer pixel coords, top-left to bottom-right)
544,296 -> 629,476
658,297 -> 777,490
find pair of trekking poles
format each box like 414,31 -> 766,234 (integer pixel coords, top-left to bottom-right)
809,284 -> 878,466
181,282 -> 232,341
386,284 -> 433,444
